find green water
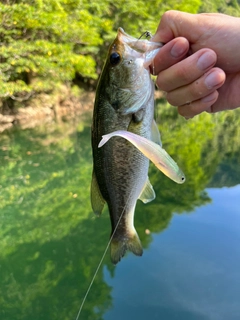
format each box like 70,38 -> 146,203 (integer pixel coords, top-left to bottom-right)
0,106 -> 240,320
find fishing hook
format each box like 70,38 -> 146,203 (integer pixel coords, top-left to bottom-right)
138,31 -> 152,40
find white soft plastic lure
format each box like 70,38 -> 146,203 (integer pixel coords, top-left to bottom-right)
99,130 -> 186,184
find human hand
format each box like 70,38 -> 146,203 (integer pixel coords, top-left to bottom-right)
152,11 -> 240,118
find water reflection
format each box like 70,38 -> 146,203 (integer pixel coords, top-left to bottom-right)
104,185 -> 240,320
0,107 -> 239,320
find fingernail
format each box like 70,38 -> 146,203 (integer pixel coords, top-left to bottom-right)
201,91 -> 216,103
171,42 -> 186,58
204,72 -> 222,89
197,51 -> 216,70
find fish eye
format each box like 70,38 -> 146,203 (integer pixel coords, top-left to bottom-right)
110,52 -> 121,66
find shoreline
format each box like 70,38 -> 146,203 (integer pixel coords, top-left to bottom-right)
0,91 -> 95,133
0,90 -> 164,133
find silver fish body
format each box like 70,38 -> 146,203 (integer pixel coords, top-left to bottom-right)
91,28 -> 162,264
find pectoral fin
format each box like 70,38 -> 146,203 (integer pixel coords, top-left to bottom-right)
151,119 -> 162,146
98,130 -> 185,184
138,177 -> 155,203
90,170 -> 105,215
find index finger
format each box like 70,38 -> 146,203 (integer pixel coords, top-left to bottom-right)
152,37 -> 189,75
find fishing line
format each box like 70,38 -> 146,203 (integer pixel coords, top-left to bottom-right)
154,85 -> 160,124
138,31 -> 152,40
75,188 -> 134,320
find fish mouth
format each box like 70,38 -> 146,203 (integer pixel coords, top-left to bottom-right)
117,27 -> 139,44
117,27 -> 162,52
117,27 -> 162,68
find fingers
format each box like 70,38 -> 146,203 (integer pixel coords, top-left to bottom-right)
177,91 -> 219,118
156,49 -> 217,92
154,46 -> 226,118
209,72 -> 240,113
166,68 -> 226,106
153,11 -> 240,72
174,67 -> 226,118
152,37 -> 189,75
171,68 -> 226,118
152,10 -> 240,117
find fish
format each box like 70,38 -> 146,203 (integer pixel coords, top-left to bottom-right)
91,28 -> 183,264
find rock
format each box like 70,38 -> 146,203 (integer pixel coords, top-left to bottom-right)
0,123 -> 13,132
0,89 -> 95,132
0,114 -> 15,124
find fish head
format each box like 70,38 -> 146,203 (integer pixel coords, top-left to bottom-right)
104,28 -> 162,114
107,27 -> 162,81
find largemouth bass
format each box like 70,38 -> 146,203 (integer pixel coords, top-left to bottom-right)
91,28 -> 184,264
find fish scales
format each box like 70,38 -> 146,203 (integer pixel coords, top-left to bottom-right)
91,28 -> 162,264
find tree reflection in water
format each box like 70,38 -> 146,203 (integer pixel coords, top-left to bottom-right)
0,106 -> 239,320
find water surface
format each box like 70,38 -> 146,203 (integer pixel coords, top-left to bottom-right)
0,107 -> 239,320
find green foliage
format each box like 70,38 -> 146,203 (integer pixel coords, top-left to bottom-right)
0,0 -> 112,99
199,0 -> 240,15
98,0 -> 202,53
0,0 -> 201,102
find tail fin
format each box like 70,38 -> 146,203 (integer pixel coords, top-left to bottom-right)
110,231 -> 143,265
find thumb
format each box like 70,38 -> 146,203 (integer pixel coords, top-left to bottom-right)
152,10 -> 202,43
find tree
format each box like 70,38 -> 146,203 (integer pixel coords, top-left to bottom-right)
0,0 -> 112,101
199,0 -> 240,15
0,0 -> 202,108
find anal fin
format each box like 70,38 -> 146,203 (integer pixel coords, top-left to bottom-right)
138,177 -> 155,204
